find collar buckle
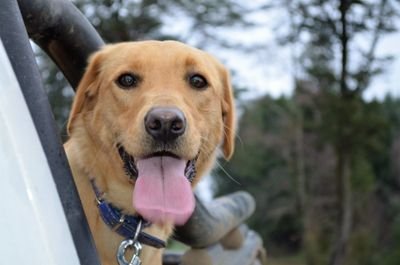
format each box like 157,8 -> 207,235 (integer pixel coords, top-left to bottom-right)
113,214 -> 126,232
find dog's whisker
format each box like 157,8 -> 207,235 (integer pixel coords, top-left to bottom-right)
235,133 -> 244,147
214,160 -> 241,186
222,124 -> 243,147
198,135 -> 240,185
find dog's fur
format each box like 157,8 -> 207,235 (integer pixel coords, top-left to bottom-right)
65,40 -> 235,265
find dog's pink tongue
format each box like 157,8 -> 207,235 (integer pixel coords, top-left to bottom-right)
133,156 -> 195,225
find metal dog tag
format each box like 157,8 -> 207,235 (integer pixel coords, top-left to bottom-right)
130,242 -> 142,265
130,254 -> 142,265
117,239 -> 142,265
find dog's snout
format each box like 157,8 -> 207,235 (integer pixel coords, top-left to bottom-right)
145,107 -> 186,142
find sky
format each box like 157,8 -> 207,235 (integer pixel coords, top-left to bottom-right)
365,33 -> 400,100
163,3 -> 400,102
242,27 -> 400,101
223,10 -> 400,102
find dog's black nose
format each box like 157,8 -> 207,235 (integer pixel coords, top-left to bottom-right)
144,107 -> 186,142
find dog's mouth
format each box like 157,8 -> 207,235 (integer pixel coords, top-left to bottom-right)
117,145 -> 197,183
117,144 -> 197,225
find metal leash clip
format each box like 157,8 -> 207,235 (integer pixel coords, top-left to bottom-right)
117,219 -> 143,265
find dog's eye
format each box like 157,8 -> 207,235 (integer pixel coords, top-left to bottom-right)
189,74 -> 208,90
116,73 -> 139,89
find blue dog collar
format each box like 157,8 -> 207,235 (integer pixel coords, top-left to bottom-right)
90,179 -> 166,249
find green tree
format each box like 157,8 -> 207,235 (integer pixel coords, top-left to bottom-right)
280,1 -> 399,264
217,1 -> 400,264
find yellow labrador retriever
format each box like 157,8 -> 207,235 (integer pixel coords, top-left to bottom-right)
65,40 -> 235,265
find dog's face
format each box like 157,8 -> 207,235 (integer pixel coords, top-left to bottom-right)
67,41 -> 234,225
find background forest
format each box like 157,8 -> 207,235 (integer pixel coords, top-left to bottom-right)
37,1 -> 400,265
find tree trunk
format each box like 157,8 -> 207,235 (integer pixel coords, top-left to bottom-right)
329,1 -> 354,264
293,107 -> 315,265
329,153 -> 352,265
295,111 -> 307,215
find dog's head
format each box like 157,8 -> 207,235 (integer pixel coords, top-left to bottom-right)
67,41 -> 235,225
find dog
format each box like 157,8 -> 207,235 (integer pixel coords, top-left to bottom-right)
64,40 -> 235,265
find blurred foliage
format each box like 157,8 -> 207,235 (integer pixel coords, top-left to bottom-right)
216,91 -> 400,264
216,0 -> 400,265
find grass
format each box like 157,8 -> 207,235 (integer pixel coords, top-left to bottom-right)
166,240 -> 189,251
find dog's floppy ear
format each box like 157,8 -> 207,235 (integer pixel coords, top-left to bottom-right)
67,51 -> 103,135
220,68 -> 235,160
